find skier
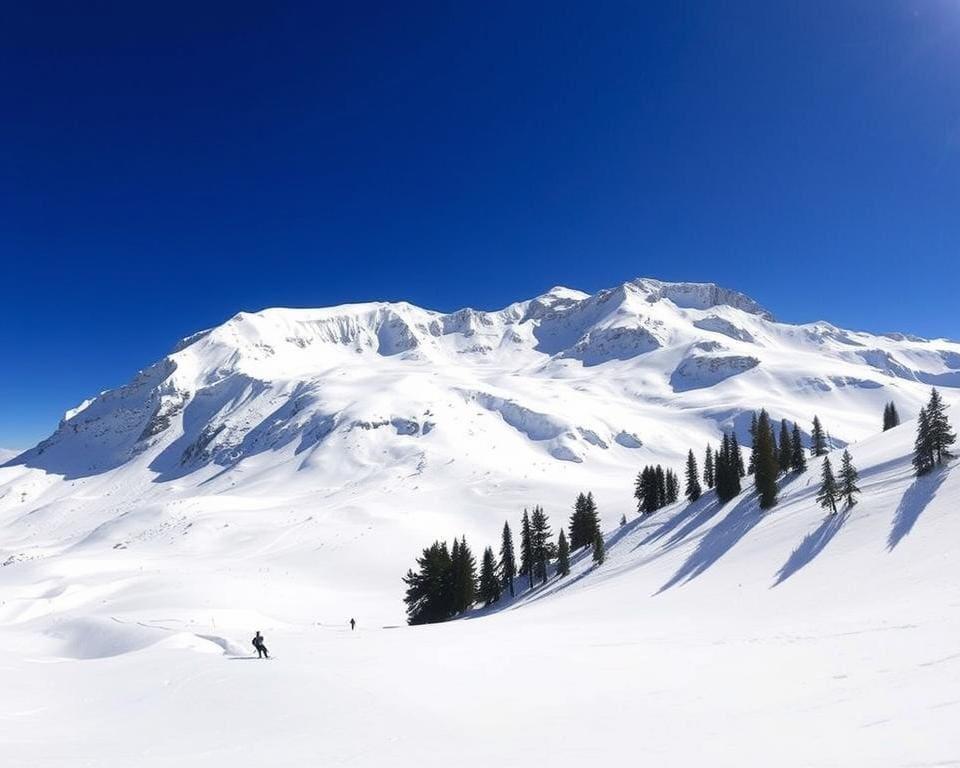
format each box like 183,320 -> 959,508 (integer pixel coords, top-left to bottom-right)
350,618 -> 356,631
252,630 -> 269,659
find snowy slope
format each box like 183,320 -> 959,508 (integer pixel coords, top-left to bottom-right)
1,416 -> 957,766
0,448 -> 21,464
1,277 -> 959,765
1,277 -> 959,627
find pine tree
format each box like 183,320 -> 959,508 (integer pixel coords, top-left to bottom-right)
570,493 -> 589,549
703,444 -> 715,489
731,434 -> 745,478
754,410 -> 779,510
499,521 -> 516,597
778,420 -> 792,474
913,406 -> 935,477
665,469 -> 679,504
685,450 -> 702,502
927,388 -> 956,466
478,546 -> 501,606
790,422 -> 806,472
747,412 -> 758,475
573,491 -> 602,542
883,402 -> 901,431
402,541 -> 453,625
531,505 -> 552,585
592,530 -> 605,566
584,492 -> 600,541
519,510 -> 534,589
811,416 -> 828,457
619,513 -> 627,527
655,465 -> 667,508
556,529 -> 570,577
635,467 -> 663,514
450,536 -> 476,613
816,456 -> 839,515
838,449 -> 861,509
715,433 -> 740,503
888,402 -> 900,429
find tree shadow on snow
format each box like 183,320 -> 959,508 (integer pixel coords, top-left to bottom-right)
772,509 -> 849,586
887,467 -> 947,551
634,493 -> 717,550
657,492 -> 763,593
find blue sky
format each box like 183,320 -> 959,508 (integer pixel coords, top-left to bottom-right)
2,2 -> 959,447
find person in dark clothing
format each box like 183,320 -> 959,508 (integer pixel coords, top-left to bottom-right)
252,630 -> 269,659
350,618 -> 356,631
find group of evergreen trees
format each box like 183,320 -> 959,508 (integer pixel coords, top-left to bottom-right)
402,536 -> 479,625
406,390 -> 955,624
882,402 -> 901,432
633,465 -> 679,514
712,431 -> 745,503
913,388 -> 955,476
403,492 -> 606,625
816,450 -> 860,514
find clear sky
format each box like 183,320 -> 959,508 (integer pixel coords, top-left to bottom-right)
2,2 -> 959,448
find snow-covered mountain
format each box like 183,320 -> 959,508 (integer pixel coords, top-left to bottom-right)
2,277 -> 959,766
2,276 -> 959,621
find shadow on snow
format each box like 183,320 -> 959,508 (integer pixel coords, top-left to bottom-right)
887,467 -> 947,551
657,492 -> 763,593
772,508 -> 850,586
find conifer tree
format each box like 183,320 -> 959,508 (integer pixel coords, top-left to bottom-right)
685,449 -> 702,502
778,420 -> 792,474
811,416 -> 828,457
665,469 -> 679,504
790,422 -> 806,473
531,505 -> 552,585
478,546 -> 501,606
889,402 -> 900,429
570,493 -> 589,549
499,521 -> 516,597
519,510 -> 534,589
816,456 -> 839,515
584,492 -> 600,541
747,412 -> 758,475
754,410 -> 779,510
655,465 -> 667,508
926,388 -> 956,466
592,530 -> 605,566
883,402 -> 901,431
838,449 -> 861,509
703,444 -> 715,489
403,541 -> 453,625
732,433 -> 746,478
450,536 -> 477,613
913,406 -> 934,477
619,513 -> 627,527
715,433 -> 733,503
556,529 -> 570,577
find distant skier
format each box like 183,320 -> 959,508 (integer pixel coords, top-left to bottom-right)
252,630 -> 269,659
350,618 -> 356,631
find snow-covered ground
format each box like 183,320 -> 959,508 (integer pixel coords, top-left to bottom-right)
1,422 -> 957,766
1,278 -> 958,765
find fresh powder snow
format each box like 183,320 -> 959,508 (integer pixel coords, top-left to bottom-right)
1,278 -> 958,766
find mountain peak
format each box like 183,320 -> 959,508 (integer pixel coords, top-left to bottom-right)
626,278 -> 775,320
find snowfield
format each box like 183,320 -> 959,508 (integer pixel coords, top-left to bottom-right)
1,278 -> 958,766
